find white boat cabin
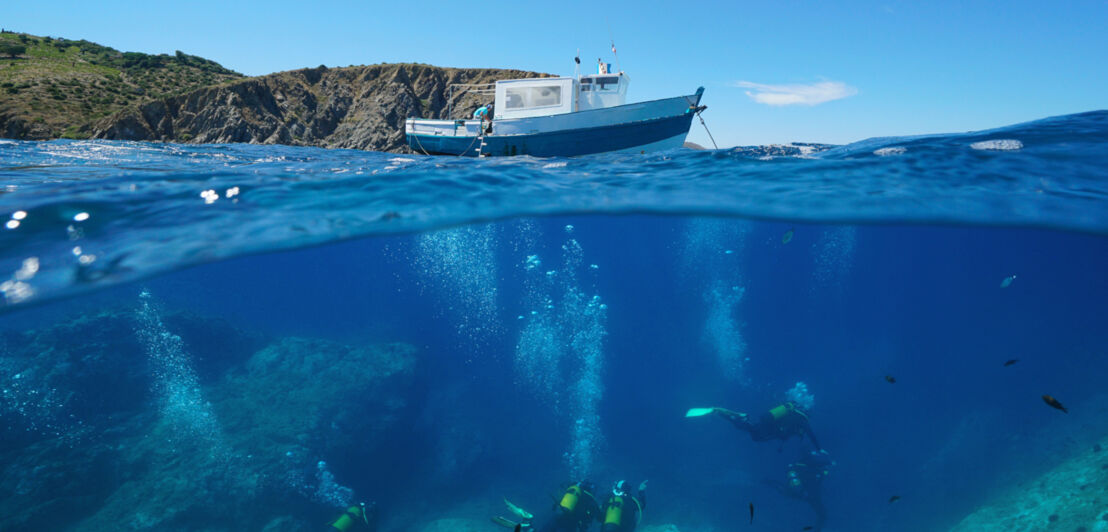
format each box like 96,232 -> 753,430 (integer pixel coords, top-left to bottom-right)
493,73 -> 629,119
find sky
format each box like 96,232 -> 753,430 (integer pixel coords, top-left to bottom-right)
3,0 -> 1106,147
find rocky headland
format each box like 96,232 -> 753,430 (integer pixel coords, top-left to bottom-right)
0,31 -> 241,140
89,63 -> 550,152
1,32 -> 550,152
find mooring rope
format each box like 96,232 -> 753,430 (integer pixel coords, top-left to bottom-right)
697,109 -> 719,150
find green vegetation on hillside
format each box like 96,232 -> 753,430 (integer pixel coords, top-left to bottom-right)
0,30 -> 242,139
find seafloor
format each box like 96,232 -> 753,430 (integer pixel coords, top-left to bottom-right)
951,433 -> 1108,531
7,301 -> 1106,531
0,304 -> 694,531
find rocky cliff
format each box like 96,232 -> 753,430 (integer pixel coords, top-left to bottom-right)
91,63 -> 551,153
0,31 -> 241,140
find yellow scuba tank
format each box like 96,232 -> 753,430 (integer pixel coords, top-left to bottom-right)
604,496 -> 624,526
769,402 -> 793,420
330,505 -> 364,531
560,484 -> 581,511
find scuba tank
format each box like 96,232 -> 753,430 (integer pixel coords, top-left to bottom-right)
769,402 -> 795,420
559,484 -> 582,512
330,503 -> 367,531
559,481 -> 597,513
604,496 -> 624,526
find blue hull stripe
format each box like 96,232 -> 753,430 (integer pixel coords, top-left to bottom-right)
408,113 -> 696,157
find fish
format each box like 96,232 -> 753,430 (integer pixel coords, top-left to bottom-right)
1000,274 -> 1017,288
782,228 -> 795,244
803,527 -> 814,531
1042,395 -> 1068,413
749,502 -> 754,524
503,498 -> 533,520
888,495 -> 900,503
885,375 -> 896,384
1003,359 -> 1019,367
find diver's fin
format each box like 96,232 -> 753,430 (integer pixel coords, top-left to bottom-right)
503,497 -> 534,519
492,516 -> 519,529
685,407 -> 716,417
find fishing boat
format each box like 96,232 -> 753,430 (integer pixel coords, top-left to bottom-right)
405,59 -> 706,157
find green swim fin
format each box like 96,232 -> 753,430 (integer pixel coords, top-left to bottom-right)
492,516 -> 519,529
504,497 -> 533,519
686,407 -> 716,417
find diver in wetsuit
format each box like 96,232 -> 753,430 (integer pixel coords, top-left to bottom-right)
600,480 -> 647,532
328,501 -> 378,531
713,402 -> 821,450
767,449 -> 835,531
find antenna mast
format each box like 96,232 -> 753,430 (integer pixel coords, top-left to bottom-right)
606,20 -> 622,73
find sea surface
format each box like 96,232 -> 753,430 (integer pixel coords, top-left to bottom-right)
0,110 -> 1106,531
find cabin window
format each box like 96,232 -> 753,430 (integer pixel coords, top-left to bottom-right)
594,76 -> 620,91
505,85 -> 562,109
582,76 -> 620,90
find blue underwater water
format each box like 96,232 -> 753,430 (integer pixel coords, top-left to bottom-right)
0,111 -> 1107,531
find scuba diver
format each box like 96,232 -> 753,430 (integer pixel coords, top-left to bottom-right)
600,480 -> 647,532
712,401 -> 821,450
328,501 -> 378,531
494,480 -> 601,532
766,449 -> 835,531
690,382 -> 822,450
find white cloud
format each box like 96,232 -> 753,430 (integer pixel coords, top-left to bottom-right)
732,80 -> 858,106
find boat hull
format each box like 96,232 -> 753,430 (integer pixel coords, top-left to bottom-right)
406,88 -> 703,157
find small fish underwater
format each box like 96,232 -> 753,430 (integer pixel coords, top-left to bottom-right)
0,111 -> 1106,532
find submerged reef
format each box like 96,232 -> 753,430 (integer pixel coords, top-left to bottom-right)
951,434 -> 1108,531
0,307 -> 416,531
419,519 -> 683,532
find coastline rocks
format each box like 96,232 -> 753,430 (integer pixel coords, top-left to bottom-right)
91,63 -> 550,153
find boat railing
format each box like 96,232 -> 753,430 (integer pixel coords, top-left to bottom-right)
446,83 -> 495,118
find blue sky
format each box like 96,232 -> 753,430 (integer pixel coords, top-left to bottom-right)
3,0 -> 1105,147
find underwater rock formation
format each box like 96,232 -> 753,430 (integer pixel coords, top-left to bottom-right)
0,308 -> 416,531
212,336 -> 416,464
418,518 -> 683,532
419,518 -> 489,532
950,434 -> 1108,531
